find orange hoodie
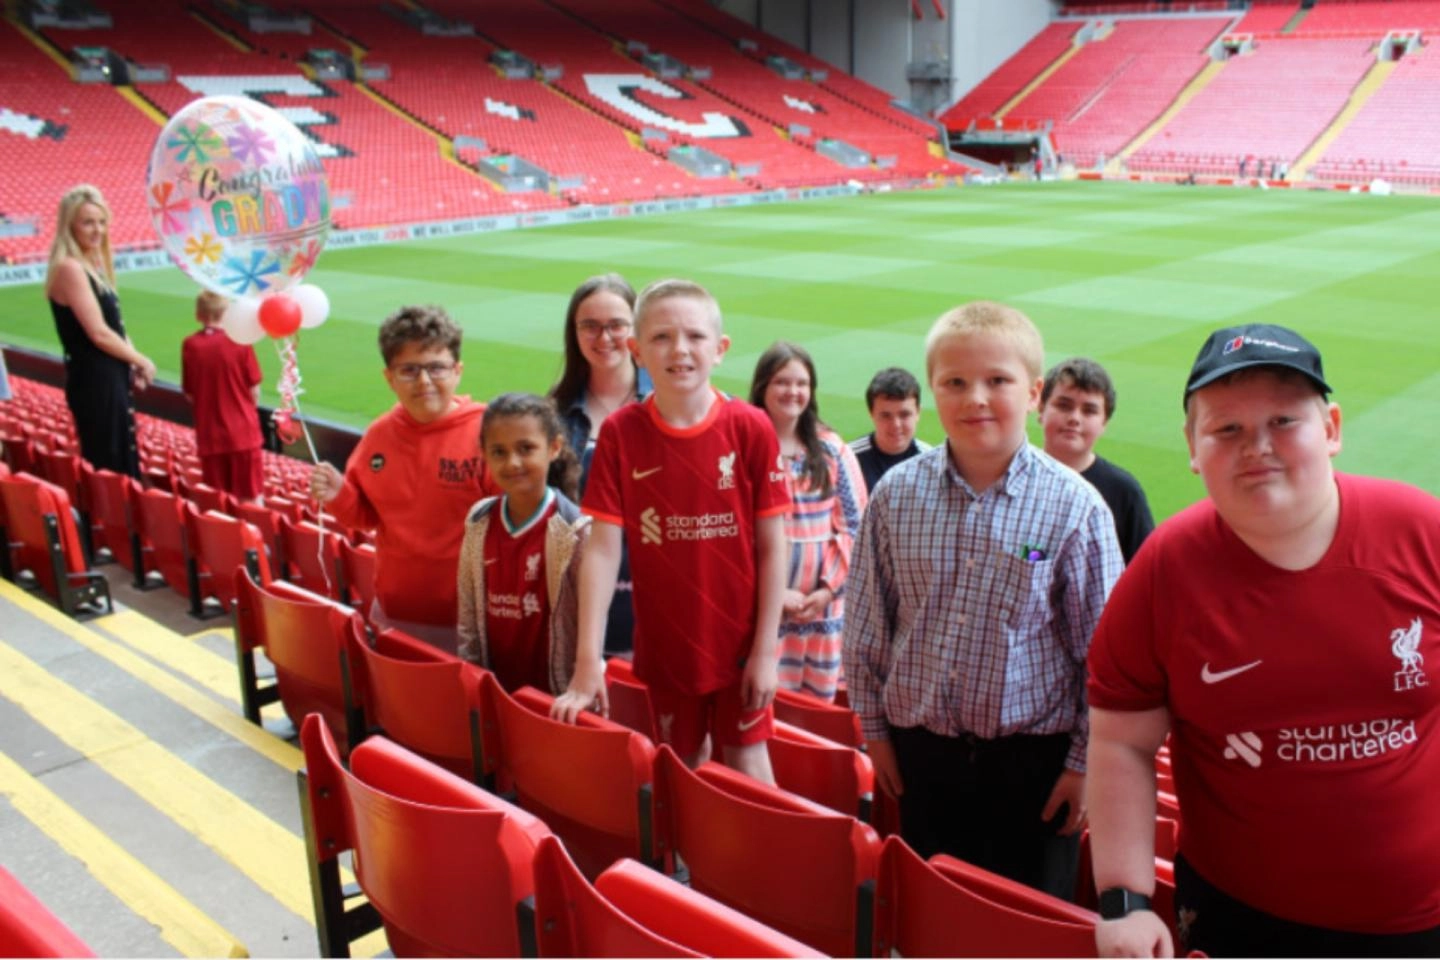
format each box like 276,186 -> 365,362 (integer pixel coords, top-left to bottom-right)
328,397 -> 498,626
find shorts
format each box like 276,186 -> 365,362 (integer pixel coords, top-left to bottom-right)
647,679 -> 773,758
201,448 -> 264,501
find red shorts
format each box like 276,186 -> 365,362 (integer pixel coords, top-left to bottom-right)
647,679 -> 773,758
201,448 -> 264,501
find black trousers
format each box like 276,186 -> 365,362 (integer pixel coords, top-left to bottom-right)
1175,855 -> 1440,958
890,725 -> 1079,901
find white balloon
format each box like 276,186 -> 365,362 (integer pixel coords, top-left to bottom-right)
221,296 -> 266,345
292,283 -> 331,329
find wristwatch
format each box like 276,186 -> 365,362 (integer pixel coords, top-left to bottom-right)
1098,888 -> 1152,920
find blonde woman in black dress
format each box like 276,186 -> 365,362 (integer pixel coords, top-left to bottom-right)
44,184 -> 155,478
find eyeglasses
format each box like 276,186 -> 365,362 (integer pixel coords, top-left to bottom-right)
577,319 -> 632,340
391,362 -> 457,382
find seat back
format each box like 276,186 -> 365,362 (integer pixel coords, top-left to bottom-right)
532,836 -> 698,958
131,486 -> 191,596
655,746 -> 879,956
930,853 -> 1099,925
81,466 -> 138,571
771,720 -> 875,819
773,687 -> 864,747
336,537 -> 377,613
300,716 -> 548,957
0,474 -> 103,618
486,677 -> 659,878
234,569 -> 358,740
33,446 -> 85,513
232,501 -> 283,574
278,514 -> 339,598
348,623 -> 488,781
176,475 -> 232,516
0,866 -> 95,958
604,657 -> 659,742
597,858 -> 825,959
189,508 -> 270,609
873,836 -> 1097,958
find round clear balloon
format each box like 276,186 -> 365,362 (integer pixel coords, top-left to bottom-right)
146,95 -> 329,299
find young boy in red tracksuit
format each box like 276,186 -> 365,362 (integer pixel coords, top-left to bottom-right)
310,305 -> 499,652
182,291 -> 264,501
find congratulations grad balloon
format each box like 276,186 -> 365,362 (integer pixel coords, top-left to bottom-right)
146,95 -> 329,298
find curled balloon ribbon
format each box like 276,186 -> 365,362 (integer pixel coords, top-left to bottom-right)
273,336 -> 333,594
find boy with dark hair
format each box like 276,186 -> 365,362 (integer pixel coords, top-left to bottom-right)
310,304 -> 499,651
181,291 -> 264,501
552,279 -> 790,782
844,301 -> 1123,898
1038,358 -> 1154,563
849,366 -> 931,493
1088,323 -> 1440,957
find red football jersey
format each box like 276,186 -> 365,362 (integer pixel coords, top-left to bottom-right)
1089,474 -> 1440,933
483,493 -> 555,693
181,328 -> 262,455
584,392 -> 790,695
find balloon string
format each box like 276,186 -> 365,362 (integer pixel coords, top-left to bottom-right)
273,336 -> 333,597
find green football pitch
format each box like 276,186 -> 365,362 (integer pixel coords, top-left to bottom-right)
5,179 -> 1438,521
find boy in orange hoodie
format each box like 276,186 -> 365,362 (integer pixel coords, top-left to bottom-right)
310,305 -> 498,651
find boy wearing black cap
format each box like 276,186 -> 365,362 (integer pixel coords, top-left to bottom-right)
1085,323 -> 1440,957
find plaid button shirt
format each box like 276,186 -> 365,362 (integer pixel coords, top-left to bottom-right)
842,442 -> 1123,770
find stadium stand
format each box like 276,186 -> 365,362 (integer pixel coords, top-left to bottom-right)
1010,17 -> 1232,170
1129,37 -> 1375,176
1311,38 -> 1440,184
941,22 -> 1083,122
1233,1 -> 1303,34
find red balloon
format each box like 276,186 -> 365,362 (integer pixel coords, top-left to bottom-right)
258,294 -> 303,338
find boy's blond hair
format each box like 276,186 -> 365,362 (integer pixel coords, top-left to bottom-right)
925,301 -> 1044,382
196,290 -> 229,322
633,278 -> 722,335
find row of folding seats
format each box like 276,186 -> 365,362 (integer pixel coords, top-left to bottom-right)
232,571 -> 1185,955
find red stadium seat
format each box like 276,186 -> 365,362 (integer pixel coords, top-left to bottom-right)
232,500 -> 284,574
930,852 -> 1099,925
654,745 -> 880,956
186,507 -> 270,617
603,656 -> 658,741
81,465 -> 143,579
131,486 -> 192,599
0,866 -> 95,958
872,835 -> 1097,958
335,537 -> 377,613
773,687 -> 864,747
0,472 -> 111,617
32,445 -> 89,556
232,570 -> 360,742
486,677 -> 660,878
278,515 -> 341,599
532,835 -> 699,958
595,856 -> 826,958
771,719 -> 875,820
298,716 -> 550,957
346,622 -> 491,781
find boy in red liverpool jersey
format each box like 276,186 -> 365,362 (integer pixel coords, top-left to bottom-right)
551,279 -> 790,783
309,305 -> 499,653
181,291 -> 264,501
1088,324 -> 1440,957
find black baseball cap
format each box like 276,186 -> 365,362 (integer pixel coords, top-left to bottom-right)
1183,323 -> 1331,409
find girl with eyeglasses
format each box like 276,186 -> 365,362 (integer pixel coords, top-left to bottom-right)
548,274 -> 650,656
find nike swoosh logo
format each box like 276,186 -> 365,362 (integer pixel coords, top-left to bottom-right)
737,714 -> 766,732
632,466 -> 663,480
1201,660 -> 1262,684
